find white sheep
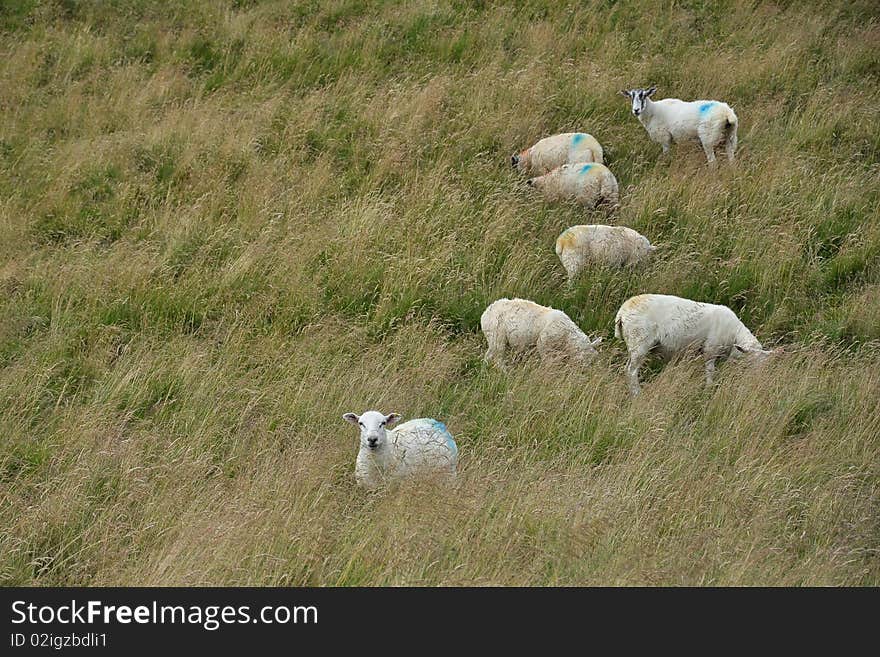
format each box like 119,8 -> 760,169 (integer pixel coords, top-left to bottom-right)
511,132 -> 604,176
614,293 -> 779,396
620,86 -> 738,166
342,410 -> 458,489
481,297 -> 602,369
526,162 -> 619,208
555,224 -> 656,281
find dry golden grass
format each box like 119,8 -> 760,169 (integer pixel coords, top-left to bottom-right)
1,0 -> 878,585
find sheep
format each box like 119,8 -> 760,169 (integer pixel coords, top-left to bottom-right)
481,297 -> 602,369
342,410 -> 458,489
619,86 -> 738,166
614,293 -> 780,396
511,132 -> 604,176
526,162 -> 619,209
555,224 -> 657,281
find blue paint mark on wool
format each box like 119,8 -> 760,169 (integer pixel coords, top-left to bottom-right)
571,133 -> 585,145
699,102 -> 716,114
579,163 -> 595,174
427,418 -> 457,453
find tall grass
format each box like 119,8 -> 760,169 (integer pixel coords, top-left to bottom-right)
1,0 -> 878,585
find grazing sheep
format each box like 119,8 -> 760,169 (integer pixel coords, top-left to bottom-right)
481,297 -> 602,369
526,162 -> 619,208
614,294 -> 779,396
620,86 -> 738,166
342,411 -> 458,489
555,224 -> 657,281
511,132 -> 604,176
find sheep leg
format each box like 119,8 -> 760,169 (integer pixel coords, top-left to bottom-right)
484,344 -> 506,370
625,347 -> 650,397
483,330 -> 507,369
700,138 -> 717,167
704,357 -> 717,385
560,255 -> 579,286
659,134 -> 672,156
725,131 -> 737,163
537,332 -> 563,364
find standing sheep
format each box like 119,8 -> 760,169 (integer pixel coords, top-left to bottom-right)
342,410 -> 458,489
511,132 -> 604,176
620,86 -> 738,166
526,162 -> 619,209
481,297 -> 602,369
614,294 -> 779,396
555,224 -> 657,281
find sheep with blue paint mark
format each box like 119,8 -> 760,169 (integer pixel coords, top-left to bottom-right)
526,162 -> 619,209
555,224 -> 657,282
512,132 -> 604,176
480,298 -> 602,369
342,411 -> 458,489
620,86 -> 738,166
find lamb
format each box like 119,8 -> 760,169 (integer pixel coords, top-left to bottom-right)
620,86 -> 738,166
614,294 -> 779,396
511,132 -> 604,176
555,224 -> 656,281
526,162 -> 619,208
342,410 -> 458,489
481,297 -> 602,369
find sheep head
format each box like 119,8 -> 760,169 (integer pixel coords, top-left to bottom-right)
620,86 -> 657,117
343,410 -> 402,451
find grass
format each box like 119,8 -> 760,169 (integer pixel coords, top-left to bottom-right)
1,0 -> 879,585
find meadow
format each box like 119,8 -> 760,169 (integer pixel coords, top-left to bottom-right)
1,0 -> 878,585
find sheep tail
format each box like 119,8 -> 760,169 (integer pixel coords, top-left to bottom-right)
723,107 -> 738,142
724,106 -> 739,128
600,177 -> 620,209
614,315 -> 624,340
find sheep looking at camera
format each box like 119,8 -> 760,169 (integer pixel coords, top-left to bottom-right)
481,297 -> 602,369
614,294 -> 780,396
342,411 -> 458,489
555,224 -> 656,281
527,162 -> 619,208
620,86 -> 738,166
511,132 -> 604,176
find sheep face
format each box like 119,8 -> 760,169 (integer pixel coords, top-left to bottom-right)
526,165 -> 558,189
731,345 -> 781,364
620,86 -> 656,117
343,410 -> 402,451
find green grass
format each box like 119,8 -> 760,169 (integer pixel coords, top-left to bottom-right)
1,0 -> 879,585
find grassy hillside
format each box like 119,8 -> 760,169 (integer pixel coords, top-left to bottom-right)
1,0 -> 878,585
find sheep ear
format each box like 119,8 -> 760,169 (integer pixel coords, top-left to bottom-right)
646,86 -> 657,97
619,89 -> 631,97
384,413 -> 401,427
343,413 -> 360,426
